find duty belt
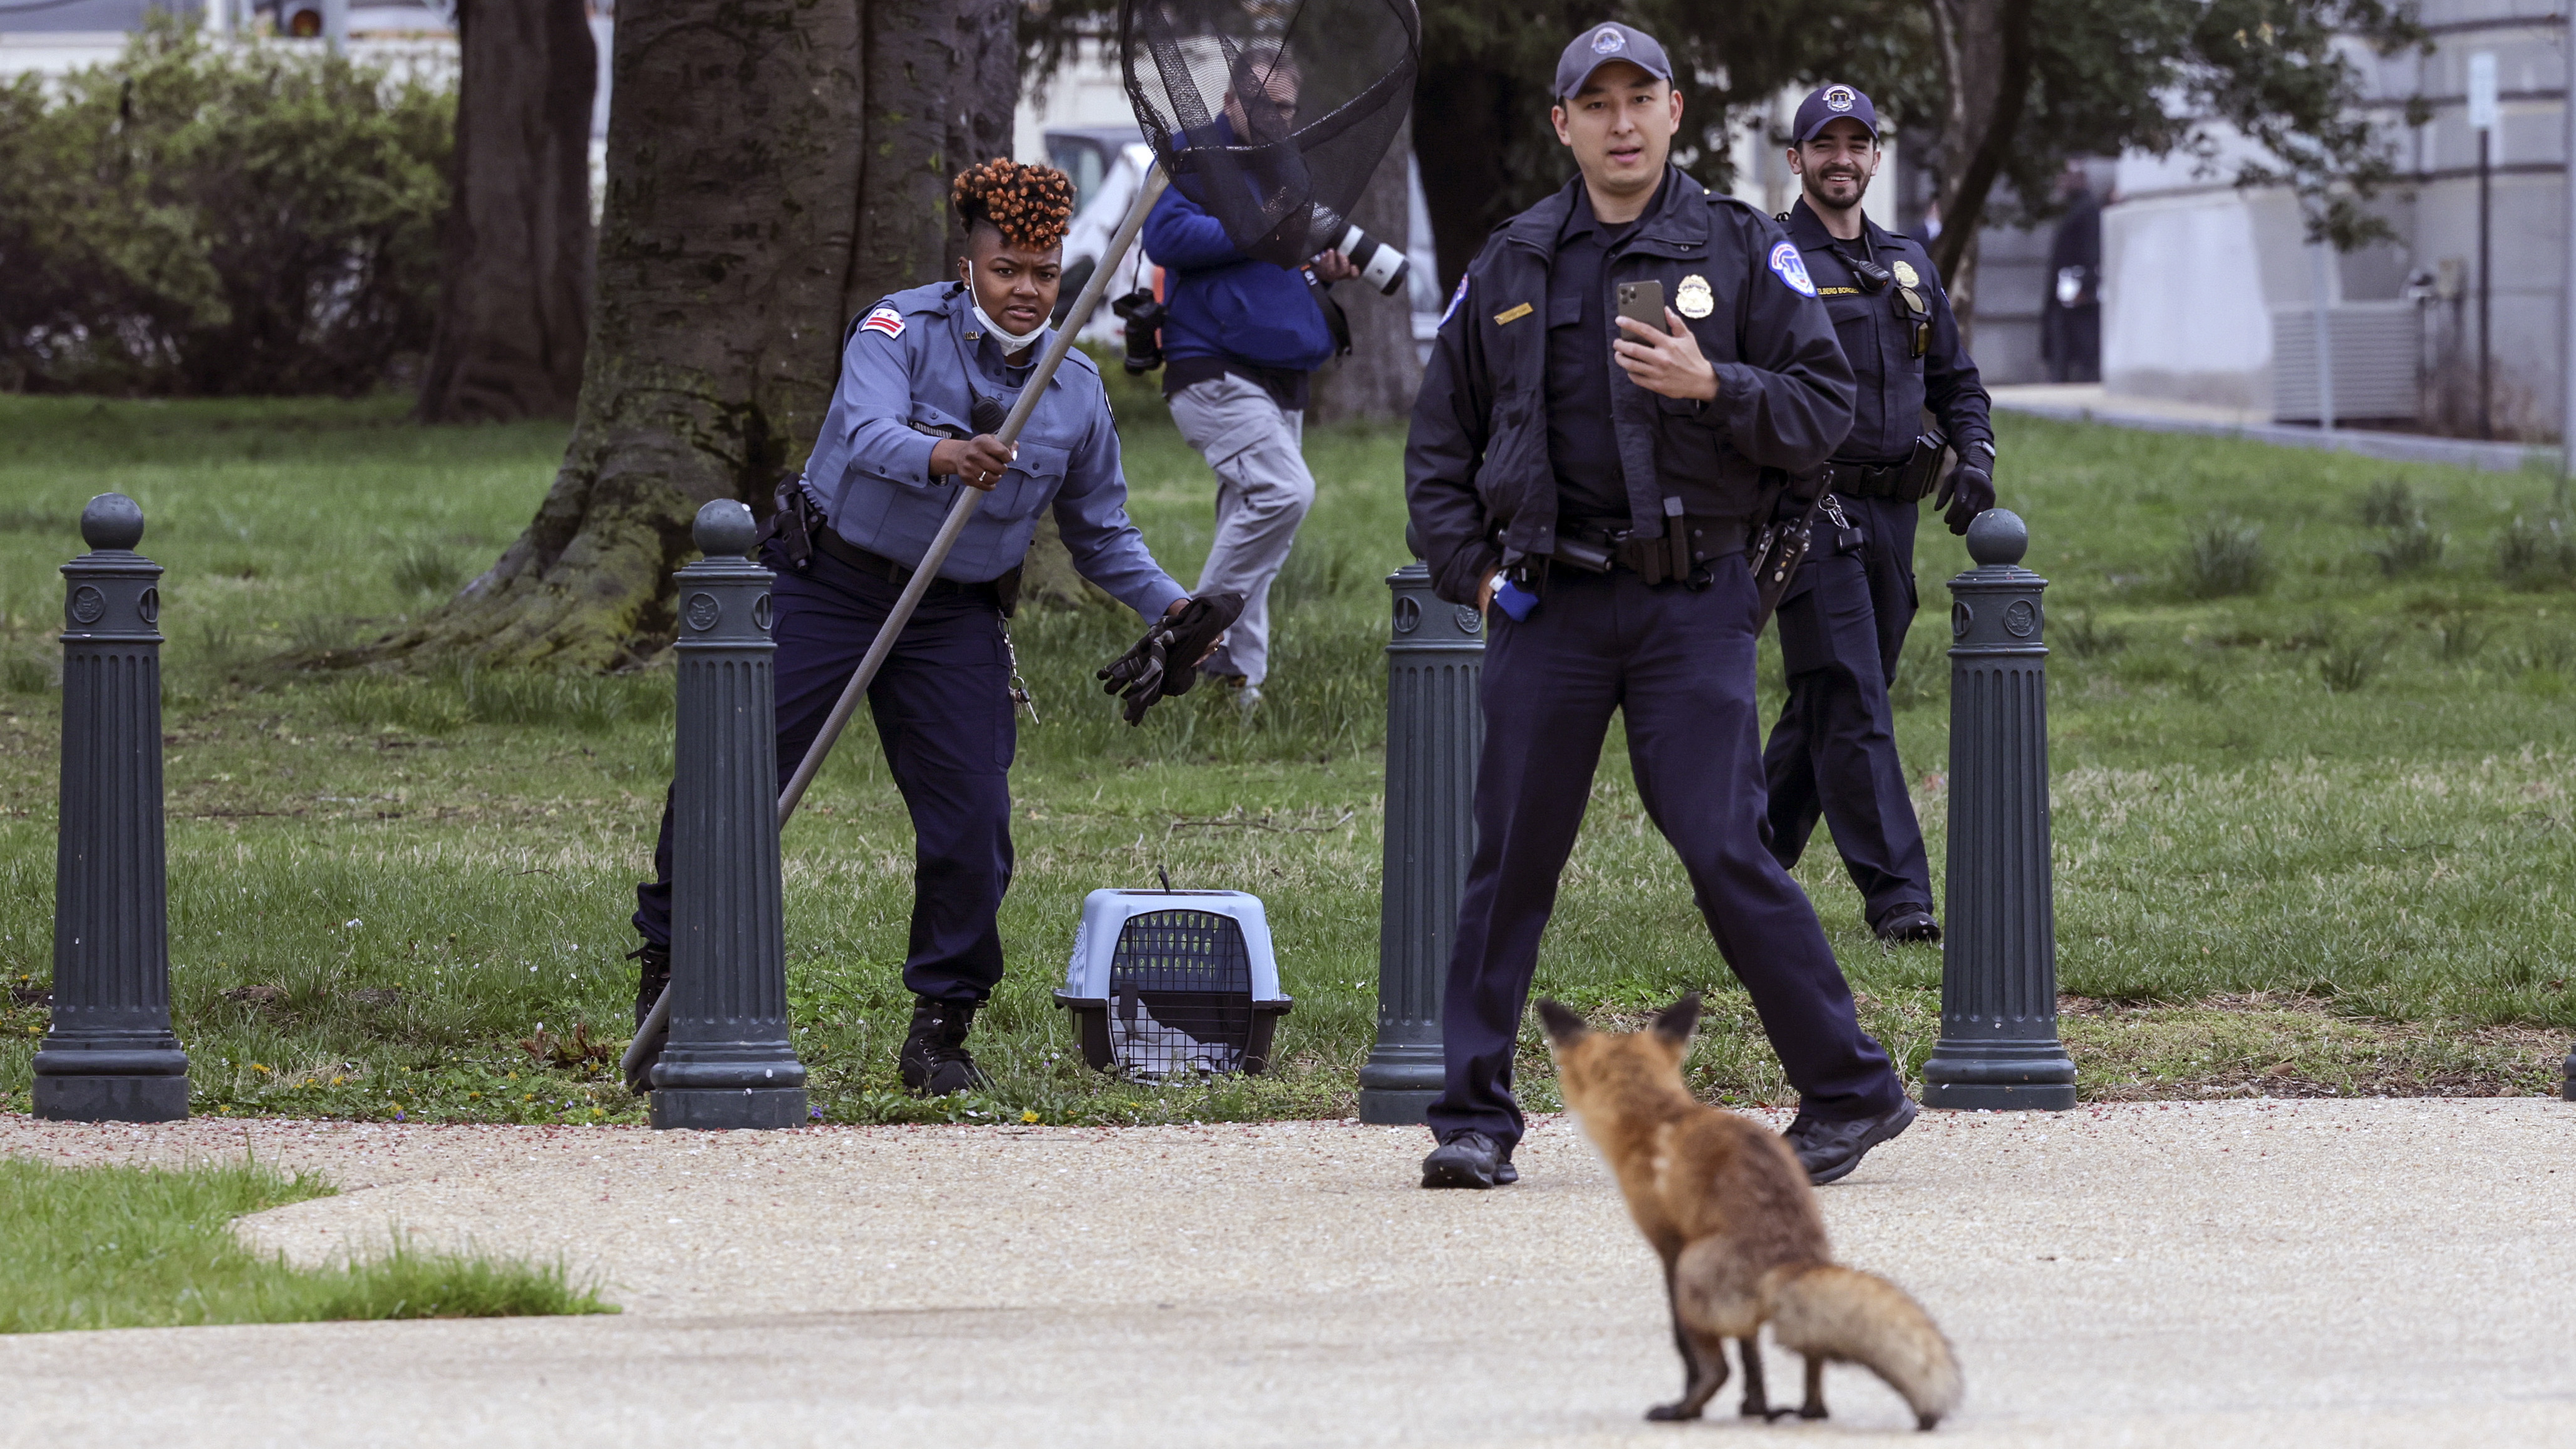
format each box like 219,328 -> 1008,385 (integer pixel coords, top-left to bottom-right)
813,527 -> 1010,610
1824,459 -> 1911,499
1552,509 -> 1743,588
1826,432 -> 1947,502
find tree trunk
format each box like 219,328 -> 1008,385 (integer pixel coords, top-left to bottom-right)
1948,231 -> 1984,357
1920,0 -> 2034,327
363,0 -> 1016,670
1309,117 -> 1424,425
415,0 -> 597,423
1016,510 -> 1115,610
1414,55 -> 1522,289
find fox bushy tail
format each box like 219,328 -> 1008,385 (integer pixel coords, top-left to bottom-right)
1765,1263 -> 1963,1431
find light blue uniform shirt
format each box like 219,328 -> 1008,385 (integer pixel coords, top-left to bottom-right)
802,281 -> 1186,620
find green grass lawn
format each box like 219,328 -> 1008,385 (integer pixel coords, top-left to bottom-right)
0,1157 -> 614,1332
0,389 -> 2571,1125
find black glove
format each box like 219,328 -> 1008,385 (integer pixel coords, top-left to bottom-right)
1936,462 -> 1995,536
1097,592 -> 1245,725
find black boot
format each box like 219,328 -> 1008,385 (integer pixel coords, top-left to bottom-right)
899,997 -> 990,1097
628,942 -> 671,1029
1871,905 -> 1942,945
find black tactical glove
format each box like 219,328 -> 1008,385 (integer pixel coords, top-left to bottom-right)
1097,592 -> 1245,725
1936,462 -> 1995,536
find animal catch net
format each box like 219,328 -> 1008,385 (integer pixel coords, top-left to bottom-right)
1119,0 -> 1421,267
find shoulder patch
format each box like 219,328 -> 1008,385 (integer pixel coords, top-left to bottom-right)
859,305 -> 905,340
1767,241 -> 1818,299
1441,273 -> 1469,327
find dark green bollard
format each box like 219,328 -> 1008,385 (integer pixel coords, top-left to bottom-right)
650,501 -> 808,1130
1358,553 -> 1483,1125
1921,510 -> 2078,1111
34,494 -> 189,1122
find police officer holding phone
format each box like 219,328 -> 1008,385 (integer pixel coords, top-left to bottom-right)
1764,85 -> 1995,946
1406,24 -> 1917,1191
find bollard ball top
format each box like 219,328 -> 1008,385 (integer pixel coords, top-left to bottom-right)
693,499 -> 758,557
81,492 -> 145,551
1965,508 -> 2028,567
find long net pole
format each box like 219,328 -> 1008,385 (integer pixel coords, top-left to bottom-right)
774,165 -> 1170,830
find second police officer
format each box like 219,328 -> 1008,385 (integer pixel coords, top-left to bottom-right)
1764,85 -> 1995,945
1406,24 -> 1918,1191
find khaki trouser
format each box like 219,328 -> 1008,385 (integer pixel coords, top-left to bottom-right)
1169,372 -> 1315,686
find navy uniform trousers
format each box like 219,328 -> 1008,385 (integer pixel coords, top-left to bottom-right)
634,541 -> 1016,1004
1425,556 -> 1907,1152
1761,492 -> 1935,925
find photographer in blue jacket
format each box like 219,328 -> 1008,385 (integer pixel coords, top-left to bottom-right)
1139,48 -> 1357,711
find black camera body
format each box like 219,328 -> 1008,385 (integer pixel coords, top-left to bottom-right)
1110,288 -> 1167,375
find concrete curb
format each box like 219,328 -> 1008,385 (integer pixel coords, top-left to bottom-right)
1992,388 -> 2563,475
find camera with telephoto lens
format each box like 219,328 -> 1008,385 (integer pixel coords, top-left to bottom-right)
1308,208 -> 1410,296
1110,288 -> 1167,375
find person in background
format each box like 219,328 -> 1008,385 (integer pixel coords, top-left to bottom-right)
1141,48 -> 1357,713
2042,164 -> 2104,383
1762,83 -> 1995,947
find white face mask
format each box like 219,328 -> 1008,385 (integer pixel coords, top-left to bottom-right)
967,262 -> 1047,352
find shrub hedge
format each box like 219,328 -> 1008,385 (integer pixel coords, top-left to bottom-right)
0,18 -> 453,397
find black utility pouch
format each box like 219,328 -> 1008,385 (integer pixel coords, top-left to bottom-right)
1894,284 -> 1933,358
761,472 -> 821,572
1550,532 -> 1616,574
1897,432 -> 1950,502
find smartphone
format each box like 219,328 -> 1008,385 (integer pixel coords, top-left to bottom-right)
1615,279 -> 1667,332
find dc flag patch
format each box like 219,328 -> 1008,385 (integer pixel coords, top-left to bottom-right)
859,306 -> 905,340
1441,273 -> 1469,327
1767,241 -> 1817,299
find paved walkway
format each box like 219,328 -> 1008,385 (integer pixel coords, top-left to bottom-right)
6,1099 -> 2575,1446
1989,383 -> 2561,474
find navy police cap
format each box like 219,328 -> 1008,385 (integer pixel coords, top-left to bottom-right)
1792,83 -> 1880,144
1554,22 -> 1674,100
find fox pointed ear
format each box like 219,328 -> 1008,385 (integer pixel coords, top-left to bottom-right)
1650,993 -> 1704,1046
1535,999 -> 1590,1047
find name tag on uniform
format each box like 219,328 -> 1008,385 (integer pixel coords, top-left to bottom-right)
1816,286 -> 1861,296
1492,302 -> 1534,325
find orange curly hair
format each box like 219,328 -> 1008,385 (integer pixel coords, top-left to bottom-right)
953,158 -> 1076,251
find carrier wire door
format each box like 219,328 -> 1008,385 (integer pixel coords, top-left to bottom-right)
1055,890 -> 1291,1079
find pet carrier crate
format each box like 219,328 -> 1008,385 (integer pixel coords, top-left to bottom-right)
1053,890 -> 1291,1079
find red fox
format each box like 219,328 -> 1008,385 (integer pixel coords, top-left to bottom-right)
1538,994 -> 1962,1431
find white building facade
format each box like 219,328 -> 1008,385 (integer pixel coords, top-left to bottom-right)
2103,1 -> 2575,439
